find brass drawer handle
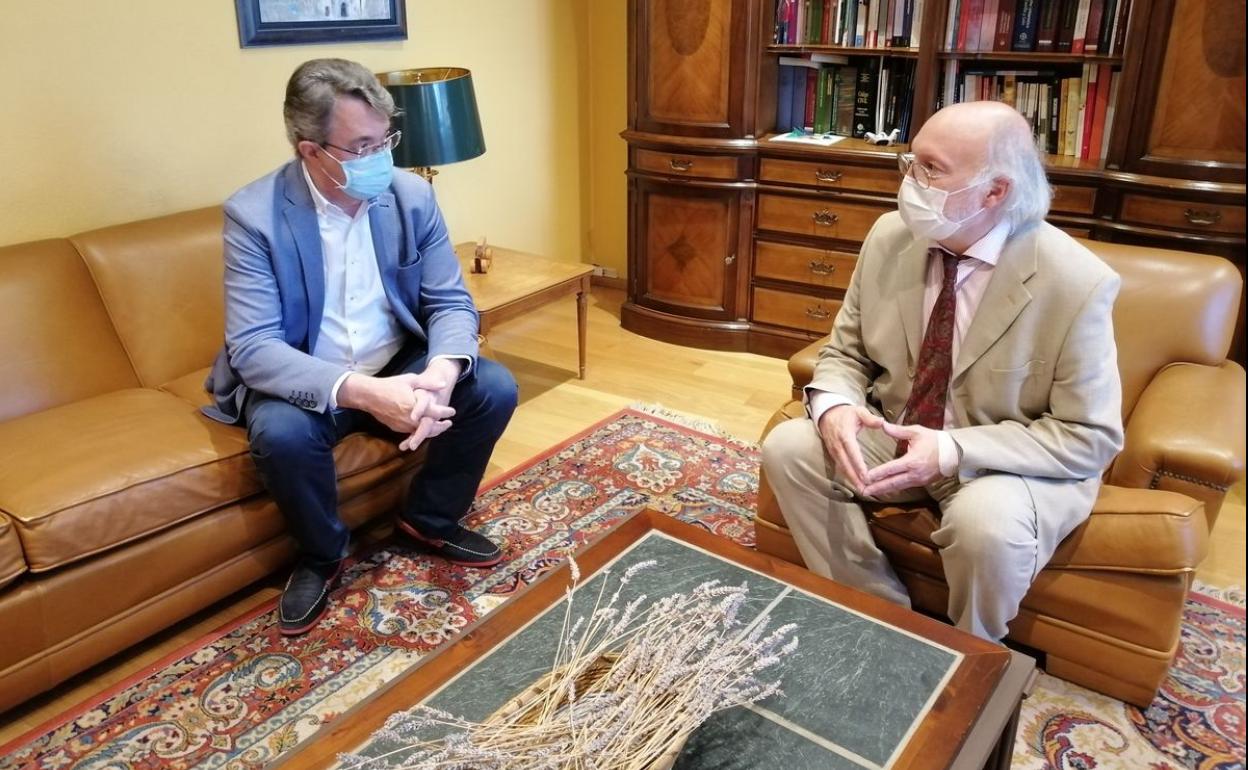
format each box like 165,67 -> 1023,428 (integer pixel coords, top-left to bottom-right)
815,169 -> 843,183
1184,208 -> 1222,226
805,306 -> 832,320
669,158 -> 694,172
808,260 -> 836,275
812,210 -> 839,226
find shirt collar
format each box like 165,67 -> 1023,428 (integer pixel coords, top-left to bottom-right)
933,219 -> 1011,267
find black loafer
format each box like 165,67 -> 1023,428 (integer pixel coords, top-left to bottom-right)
278,558 -> 342,636
397,519 -> 503,567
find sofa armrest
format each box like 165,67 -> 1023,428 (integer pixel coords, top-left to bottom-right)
787,337 -> 828,400
1047,485 -> 1208,573
1109,361 -> 1246,529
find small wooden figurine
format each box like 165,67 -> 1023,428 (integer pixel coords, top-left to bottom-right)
472,236 -> 493,274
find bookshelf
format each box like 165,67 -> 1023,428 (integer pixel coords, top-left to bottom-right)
624,0 -> 1246,361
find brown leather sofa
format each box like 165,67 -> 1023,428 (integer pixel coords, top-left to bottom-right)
0,207 -> 424,714
756,240 -> 1246,707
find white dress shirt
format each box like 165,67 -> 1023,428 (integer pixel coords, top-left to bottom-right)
301,163 -> 406,408
809,219 -> 1012,476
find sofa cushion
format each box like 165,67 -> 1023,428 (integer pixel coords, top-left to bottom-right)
162,367 -> 214,409
71,207 -> 226,389
0,239 -> 140,423
0,389 -> 255,572
0,388 -> 407,572
0,513 -> 25,589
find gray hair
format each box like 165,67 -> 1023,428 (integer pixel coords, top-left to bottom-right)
979,119 -> 1052,234
283,58 -> 396,151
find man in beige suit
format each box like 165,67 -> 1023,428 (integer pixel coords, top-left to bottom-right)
761,101 -> 1124,642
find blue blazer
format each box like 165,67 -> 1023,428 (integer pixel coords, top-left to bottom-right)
203,161 -> 479,424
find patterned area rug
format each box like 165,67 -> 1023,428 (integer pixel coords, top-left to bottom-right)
0,407 -> 1243,769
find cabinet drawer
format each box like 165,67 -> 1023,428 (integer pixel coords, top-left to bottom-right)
1120,195 -> 1245,235
760,157 -> 899,193
755,241 -> 856,289
1050,184 -> 1096,215
752,286 -> 842,334
757,194 -> 890,242
634,149 -> 740,180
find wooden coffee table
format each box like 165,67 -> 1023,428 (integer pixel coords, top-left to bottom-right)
278,510 -> 1034,769
454,242 -> 594,378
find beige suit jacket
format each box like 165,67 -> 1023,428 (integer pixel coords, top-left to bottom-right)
809,211 -> 1124,484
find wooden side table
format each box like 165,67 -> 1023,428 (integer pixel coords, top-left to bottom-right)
453,243 -> 594,378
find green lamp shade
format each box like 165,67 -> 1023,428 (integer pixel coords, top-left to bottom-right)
379,67 -> 485,168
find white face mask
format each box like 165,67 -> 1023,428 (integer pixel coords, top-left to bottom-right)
897,175 -> 987,241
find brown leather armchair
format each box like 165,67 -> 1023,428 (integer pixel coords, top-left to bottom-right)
755,240 -> 1246,706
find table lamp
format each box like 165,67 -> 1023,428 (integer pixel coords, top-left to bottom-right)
378,67 -> 486,183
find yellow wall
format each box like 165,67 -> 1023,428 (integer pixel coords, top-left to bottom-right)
0,0 -> 599,264
584,0 -> 629,277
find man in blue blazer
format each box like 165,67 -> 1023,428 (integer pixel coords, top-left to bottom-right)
204,59 -> 517,635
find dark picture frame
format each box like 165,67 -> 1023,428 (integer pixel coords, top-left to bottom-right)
235,0 -> 407,48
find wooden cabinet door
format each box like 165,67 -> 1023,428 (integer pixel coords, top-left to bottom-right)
1117,0 -> 1245,183
631,0 -> 754,138
630,178 -> 744,320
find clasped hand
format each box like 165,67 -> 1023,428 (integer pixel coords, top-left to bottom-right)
338,359 -> 462,452
817,405 -> 945,498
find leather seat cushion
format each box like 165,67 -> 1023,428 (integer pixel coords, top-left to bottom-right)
0,388 -> 406,572
868,484 -> 1205,574
0,513 -> 25,588
162,367 -> 213,409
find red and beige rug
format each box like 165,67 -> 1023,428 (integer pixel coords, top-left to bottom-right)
0,407 -> 1243,769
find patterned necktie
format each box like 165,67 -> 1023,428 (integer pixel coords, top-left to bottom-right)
897,249 -> 963,451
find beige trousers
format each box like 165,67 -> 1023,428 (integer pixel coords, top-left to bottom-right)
761,416 -> 1098,641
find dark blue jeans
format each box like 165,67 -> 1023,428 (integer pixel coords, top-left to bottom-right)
245,346 -> 518,565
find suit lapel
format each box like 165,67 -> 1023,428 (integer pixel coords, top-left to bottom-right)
894,238 -> 930,367
952,231 -> 1037,380
368,191 -> 401,284
282,162 -> 326,352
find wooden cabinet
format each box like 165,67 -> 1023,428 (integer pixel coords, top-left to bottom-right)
625,0 -> 1246,361
630,0 -> 758,138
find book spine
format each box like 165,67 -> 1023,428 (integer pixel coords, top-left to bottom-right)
776,65 -> 795,131
911,0 -> 925,47
852,57 -> 879,137
815,66 -> 832,133
1012,0 -> 1040,49
1100,70 -> 1120,159
995,0 -> 1018,50
1096,0 -> 1118,54
964,0 -> 986,52
1047,78 -> 1060,152
1087,63 -> 1111,160
1079,63 -> 1097,158
1036,0 -> 1060,51
1071,0 -> 1091,54
805,68 -> 818,131
980,1 -> 999,53
1083,0 -> 1105,53
1055,0 -> 1079,53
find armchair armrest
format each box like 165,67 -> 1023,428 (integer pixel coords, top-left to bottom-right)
1108,361 -> 1246,529
787,337 -> 827,400
1048,485 -> 1208,573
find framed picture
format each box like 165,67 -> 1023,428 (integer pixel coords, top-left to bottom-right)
235,0 -> 407,48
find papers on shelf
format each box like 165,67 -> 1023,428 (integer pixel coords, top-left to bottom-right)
769,131 -> 847,147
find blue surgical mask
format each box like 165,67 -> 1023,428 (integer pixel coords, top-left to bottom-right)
321,148 -> 394,201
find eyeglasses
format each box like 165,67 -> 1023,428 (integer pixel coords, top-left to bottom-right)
897,152 -> 945,190
321,130 -> 402,159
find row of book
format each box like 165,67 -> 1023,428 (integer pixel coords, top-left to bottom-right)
776,56 -> 918,140
940,61 -> 1119,159
944,0 -> 1131,54
773,0 -> 926,48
